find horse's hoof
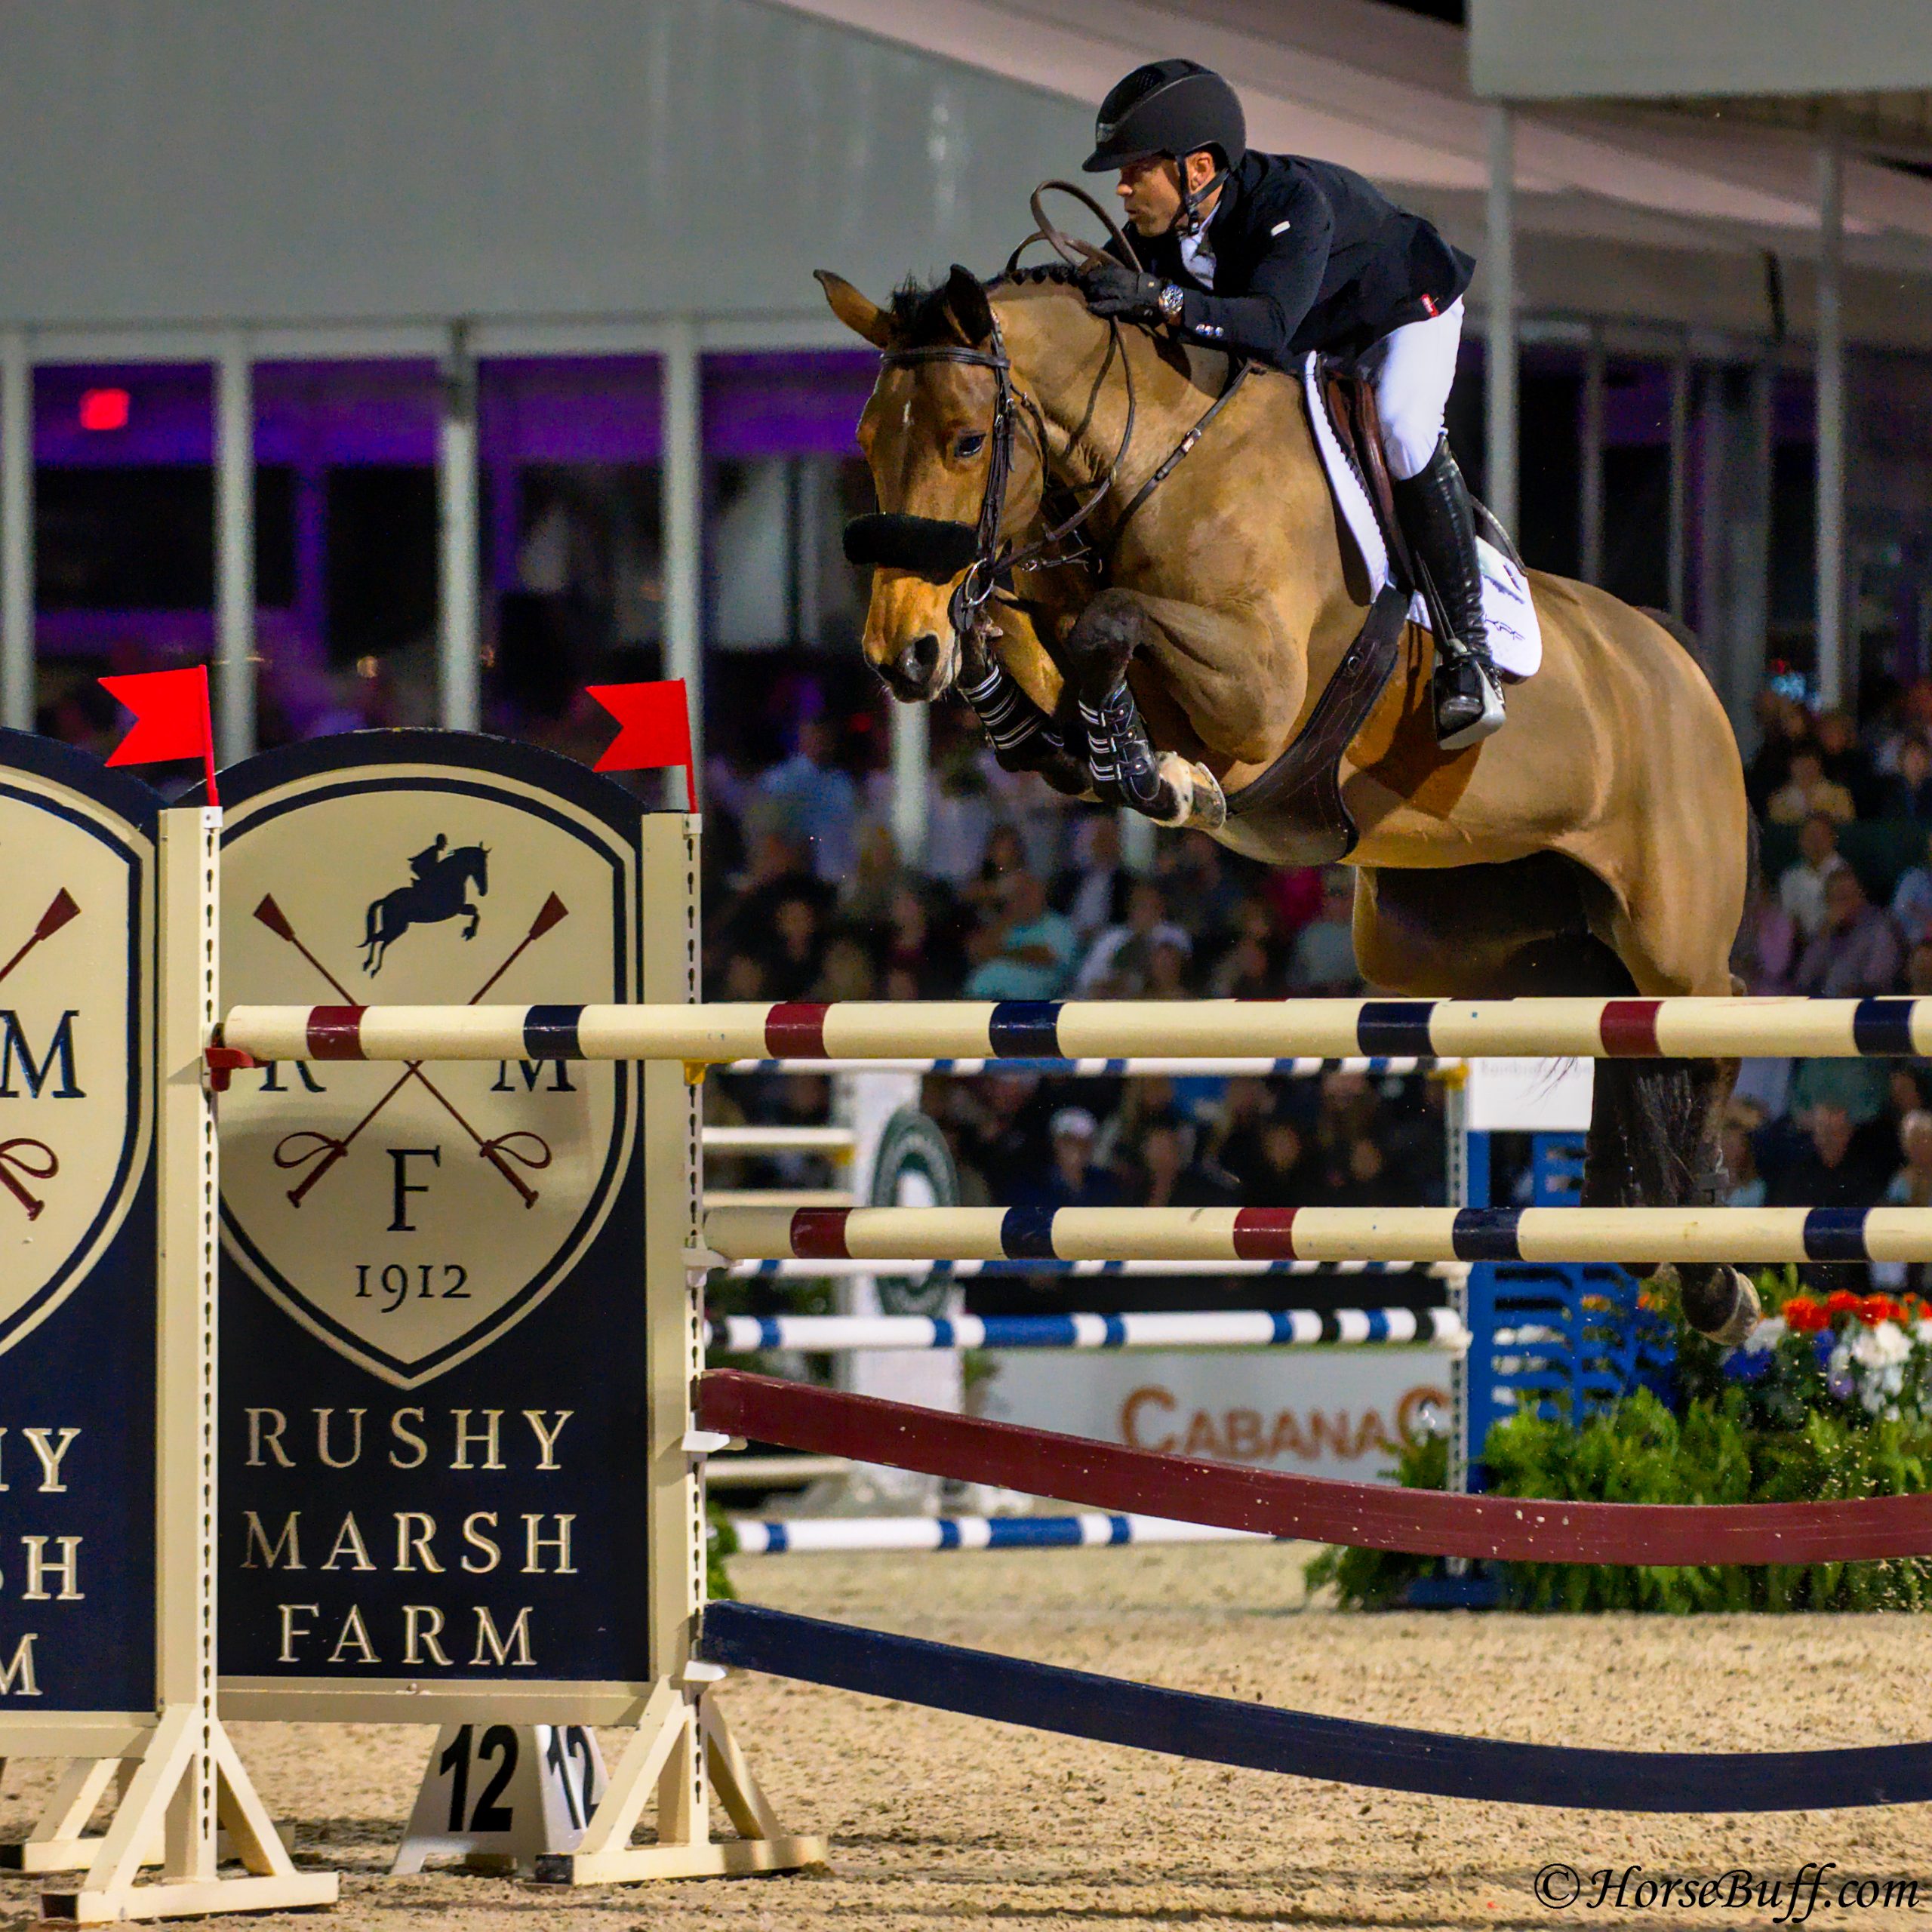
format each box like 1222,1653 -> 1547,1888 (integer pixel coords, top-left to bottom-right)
1184,761 -> 1226,832
1662,1263 -> 1762,1346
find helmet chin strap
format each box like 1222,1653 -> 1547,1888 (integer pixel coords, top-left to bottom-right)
1174,164 -> 1229,238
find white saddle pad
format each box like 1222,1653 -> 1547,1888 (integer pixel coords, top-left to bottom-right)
1303,355 -> 1541,679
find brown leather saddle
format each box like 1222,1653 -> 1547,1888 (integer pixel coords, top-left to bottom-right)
1220,360 -> 1416,859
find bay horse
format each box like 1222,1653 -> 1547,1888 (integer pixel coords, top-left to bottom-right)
820,260 -> 1759,1346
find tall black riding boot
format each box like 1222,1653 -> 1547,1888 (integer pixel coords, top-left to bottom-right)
1392,436 -> 1506,749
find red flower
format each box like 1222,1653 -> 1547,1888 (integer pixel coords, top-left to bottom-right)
1859,1295 -> 1905,1327
1783,1297 -> 1829,1334
1825,1290 -> 1862,1318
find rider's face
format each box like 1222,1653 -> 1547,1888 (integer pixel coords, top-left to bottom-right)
1114,156 -> 1184,235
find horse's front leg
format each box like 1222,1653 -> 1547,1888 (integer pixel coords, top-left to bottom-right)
1062,589 -> 1224,830
956,630 -> 1091,798
463,899 -> 481,940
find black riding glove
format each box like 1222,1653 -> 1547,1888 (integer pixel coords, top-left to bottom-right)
1078,260 -> 1166,325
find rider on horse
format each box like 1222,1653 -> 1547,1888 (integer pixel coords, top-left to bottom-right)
1077,59 -> 1506,750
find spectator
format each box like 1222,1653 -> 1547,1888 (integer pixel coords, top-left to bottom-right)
1910,940 -> 1932,997
1124,1114 -> 1238,1208
1883,740 -> 1932,822
961,823 -> 1029,922
1815,709 -> 1878,816
926,754 -> 995,885
756,716 -> 858,880
881,884 -> 955,999
844,823 -> 906,924
1144,933 -> 1193,999
1288,869 -> 1360,992
1767,749 -> 1854,826
1744,688 -> 1813,814
1878,1109 -> 1932,1291
1023,1106 -> 1122,1210
761,891 -> 826,1001
1054,813 -> 1131,941
1732,879 -> 1799,994
1208,897 -> 1287,998
1263,864 -> 1324,943
1767,1101 -> 1893,1212
811,931 -> 877,1002
1326,1134 -> 1391,1208
963,871 -> 1078,1000
1075,880 -> 1189,996
1232,1118 -> 1317,1207
1794,869 -> 1901,998
1777,814 -> 1850,940
1891,832 -> 1932,950
1720,1112 -> 1765,1208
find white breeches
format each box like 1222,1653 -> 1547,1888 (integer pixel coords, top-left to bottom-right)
1358,298 -> 1464,482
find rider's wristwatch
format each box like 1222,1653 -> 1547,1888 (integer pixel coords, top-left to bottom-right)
1157,282 -> 1186,326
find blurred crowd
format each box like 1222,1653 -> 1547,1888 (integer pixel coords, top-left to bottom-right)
701,713 -> 1444,1231
694,675 -> 1932,1297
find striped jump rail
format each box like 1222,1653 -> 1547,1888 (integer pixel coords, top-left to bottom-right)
717,1258 -> 1464,1280
699,1370 -> 1932,1567
720,1056 -> 1431,1077
706,1309 -> 1468,1353
217,993 -> 1932,1066
702,1202 -> 1932,1267
728,1513 -> 1271,1555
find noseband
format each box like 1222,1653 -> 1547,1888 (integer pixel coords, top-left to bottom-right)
847,308 -> 1137,648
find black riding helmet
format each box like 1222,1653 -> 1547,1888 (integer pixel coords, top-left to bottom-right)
1081,59 -> 1246,174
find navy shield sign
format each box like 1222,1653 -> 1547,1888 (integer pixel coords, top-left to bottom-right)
217,736 -> 638,1389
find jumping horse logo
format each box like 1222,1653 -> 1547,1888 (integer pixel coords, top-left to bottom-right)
361,835 -> 489,974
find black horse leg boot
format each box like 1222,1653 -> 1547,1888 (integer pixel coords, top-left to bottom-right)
1081,678 -> 1166,814
1392,436 -> 1506,750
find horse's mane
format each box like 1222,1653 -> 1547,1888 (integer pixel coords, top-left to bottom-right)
888,263 -> 1081,346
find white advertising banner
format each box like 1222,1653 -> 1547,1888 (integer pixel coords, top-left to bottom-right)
977,1349 -> 1453,1484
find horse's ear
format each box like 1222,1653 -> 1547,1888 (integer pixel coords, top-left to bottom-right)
816,269 -> 894,349
944,265 -> 994,346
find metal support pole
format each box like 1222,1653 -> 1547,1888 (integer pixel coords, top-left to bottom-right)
890,702 -> 928,869
1580,329 -> 1604,585
1484,105 -> 1518,537
215,334 -> 257,764
1667,351 -> 1691,622
1,333 -> 31,732
437,324 -> 480,732
663,320 -> 703,802
1815,119 -> 1846,710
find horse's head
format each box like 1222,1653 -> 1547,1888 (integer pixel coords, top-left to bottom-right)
818,264 -> 1048,703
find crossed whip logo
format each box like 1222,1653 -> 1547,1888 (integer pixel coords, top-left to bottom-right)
257,853 -> 568,1211
0,888 -> 78,1221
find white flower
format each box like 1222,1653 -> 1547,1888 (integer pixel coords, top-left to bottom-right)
1744,1318 -> 1786,1355
1853,1321 -> 1912,1371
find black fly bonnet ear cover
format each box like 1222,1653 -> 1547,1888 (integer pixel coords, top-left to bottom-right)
843,512 -> 981,582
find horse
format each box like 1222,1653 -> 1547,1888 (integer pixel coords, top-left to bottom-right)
361,843 -> 489,976
818,260 -> 1760,1346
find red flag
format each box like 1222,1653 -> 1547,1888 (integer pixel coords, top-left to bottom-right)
588,679 -> 697,811
102,666 -> 219,806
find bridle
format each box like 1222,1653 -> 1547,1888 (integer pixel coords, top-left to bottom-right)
872,308 -> 1136,648
844,180 -> 1247,654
